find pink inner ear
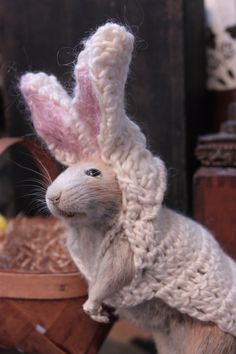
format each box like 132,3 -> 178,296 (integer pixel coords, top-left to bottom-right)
74,68 -> 101,143
26,92 -> 83,158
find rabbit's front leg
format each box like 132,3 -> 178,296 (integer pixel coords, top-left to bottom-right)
83,237 -> 134,323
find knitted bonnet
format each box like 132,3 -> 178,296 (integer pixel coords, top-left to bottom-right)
20,23 -> 236,337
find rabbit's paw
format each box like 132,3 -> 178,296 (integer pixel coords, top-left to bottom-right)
83,300 -> 110,323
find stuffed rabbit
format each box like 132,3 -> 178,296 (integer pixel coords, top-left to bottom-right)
20,23 -> 236,353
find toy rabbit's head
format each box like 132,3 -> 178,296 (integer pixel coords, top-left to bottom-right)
45,157 -> 122,229
20,23 -> 167,269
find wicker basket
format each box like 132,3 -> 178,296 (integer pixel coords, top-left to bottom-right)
0,273 -> 111,354
0,219 -> 111,354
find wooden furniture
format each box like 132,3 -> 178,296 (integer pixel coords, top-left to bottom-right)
194,115 -> 236,258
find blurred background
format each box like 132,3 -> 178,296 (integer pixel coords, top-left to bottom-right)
0,0 -> 206,218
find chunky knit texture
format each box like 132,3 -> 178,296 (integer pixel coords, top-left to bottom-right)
20,23 -> 236,337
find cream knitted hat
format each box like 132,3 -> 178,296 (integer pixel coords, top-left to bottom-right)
20,23 -> 236,337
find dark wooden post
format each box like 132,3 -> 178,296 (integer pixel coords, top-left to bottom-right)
194,114 -> 236,258
0,87 -> 14,215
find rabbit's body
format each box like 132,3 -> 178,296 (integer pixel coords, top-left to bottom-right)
46,158 -> 236,354
67,223 -> 236,354
20,23 -> 236,353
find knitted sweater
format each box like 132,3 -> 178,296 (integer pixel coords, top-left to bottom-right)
20,23 -> 236,337
109,207 -> 236,337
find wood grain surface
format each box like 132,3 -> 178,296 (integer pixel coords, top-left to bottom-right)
194,167 -> 236,259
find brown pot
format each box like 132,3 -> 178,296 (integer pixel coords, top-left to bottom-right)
0,271 -> 111,354
0,217 -> 110,354
0,232 -> 111,354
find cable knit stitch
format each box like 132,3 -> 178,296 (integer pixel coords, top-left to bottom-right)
20,23 -> 236,337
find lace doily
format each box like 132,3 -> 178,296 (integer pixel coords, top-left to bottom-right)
206,0 -> 236,90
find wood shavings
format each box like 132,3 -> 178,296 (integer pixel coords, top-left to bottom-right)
0,216 -> 77,273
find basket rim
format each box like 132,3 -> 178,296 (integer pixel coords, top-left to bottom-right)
0,269 -> 88,300
0,269 -> 79,275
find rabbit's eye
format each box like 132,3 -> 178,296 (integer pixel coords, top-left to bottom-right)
85,168 -> 101,177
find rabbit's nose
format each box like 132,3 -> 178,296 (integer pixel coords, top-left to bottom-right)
46,191 -> 61,205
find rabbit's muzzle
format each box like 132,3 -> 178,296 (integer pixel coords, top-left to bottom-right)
46,191 -> 61,205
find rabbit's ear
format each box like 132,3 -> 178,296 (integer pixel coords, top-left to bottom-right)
73,23 -> 143,159
72,67 -> 101,148
20,73 -> 95,165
